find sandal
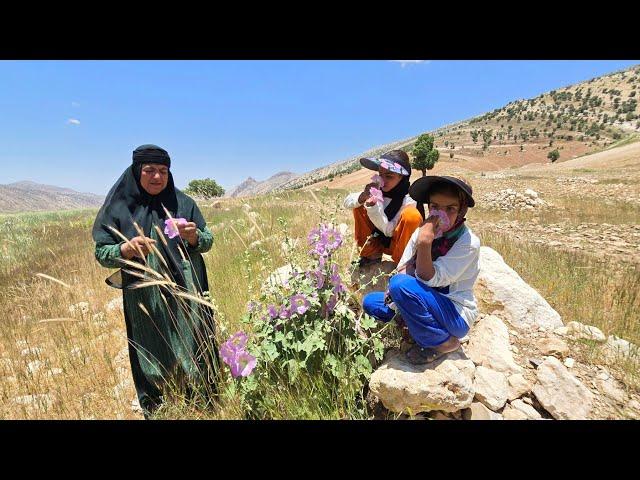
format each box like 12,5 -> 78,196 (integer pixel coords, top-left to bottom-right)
405,345 -> 452,365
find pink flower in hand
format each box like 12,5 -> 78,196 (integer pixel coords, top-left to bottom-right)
428,208 -> 451,239
371,174 -> 385,188
164,217 -> 188,239
369,187 -> 384,204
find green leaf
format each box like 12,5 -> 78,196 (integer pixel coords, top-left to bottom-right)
360,313 -> 377,330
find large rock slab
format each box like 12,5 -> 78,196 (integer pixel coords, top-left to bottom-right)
473,366 -> 508,411
465,314 -> 522,374
369,349 -> 476,414
474,247 -> 563,329
532,356 -> 594,420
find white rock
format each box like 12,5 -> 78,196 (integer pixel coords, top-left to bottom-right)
20,347 -> 42,357
27,360 -> 44,375
105,297 -> 123,312
369,349 -> 476,414
264,264 -> 297,291
604,335 -> 639,360
563,358 -> 575,368
524,189 -> 538,198
565,321 -> 606,343
465,315 -> 522,374
502,405 -> 529,420
13,393 -> 53,410
473,366 -> 508,411
463,402 -> 503,420
475,247 -> 563,329
507,373 -> 533,401
532,356 -> 594,420
597,377 -> 627,404
511,399 -> 542,419
536,337 -> 570,357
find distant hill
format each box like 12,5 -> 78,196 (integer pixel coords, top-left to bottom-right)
0,181 -> 105,213
226,171 -> 299,198
268,63 -> 640,192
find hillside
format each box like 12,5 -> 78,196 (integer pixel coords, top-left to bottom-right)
226,171 -> 299,198
0,181 -> 105,213
271,63 -> 640,192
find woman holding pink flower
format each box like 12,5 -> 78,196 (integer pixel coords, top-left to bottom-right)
343,150 -> 422,266
92,144 -> 218,418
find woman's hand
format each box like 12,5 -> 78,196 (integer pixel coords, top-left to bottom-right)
358,182 -> 378,205
121,236 -> 157,259
177,221 -> 199,247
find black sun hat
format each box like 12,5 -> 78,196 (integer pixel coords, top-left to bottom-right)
409,175 -> 475,207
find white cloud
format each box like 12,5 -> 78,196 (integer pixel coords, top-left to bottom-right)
67,118 -> 81,125
390,60 -> 430,68
71,101 -> 80,107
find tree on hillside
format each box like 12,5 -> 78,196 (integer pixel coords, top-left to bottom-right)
184,178 -> 225,199
547,149 -> 560,163
411,134 -> 440,176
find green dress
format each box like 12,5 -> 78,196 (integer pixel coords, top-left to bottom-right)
96,226 -> 217,416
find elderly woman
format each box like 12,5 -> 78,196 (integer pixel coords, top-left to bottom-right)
92,144 -> 218,418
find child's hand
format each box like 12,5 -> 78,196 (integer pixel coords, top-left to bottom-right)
358,182 -> 378,205
417,220 -> 438,246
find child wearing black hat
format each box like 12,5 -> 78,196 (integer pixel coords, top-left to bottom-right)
343,150 -> 422,266
362,175 -> 481,364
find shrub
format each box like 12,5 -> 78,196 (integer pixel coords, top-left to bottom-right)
548,149 -> 560,162
184,178 -> 225,199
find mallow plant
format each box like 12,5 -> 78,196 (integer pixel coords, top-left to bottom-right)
220,222 -> 385,418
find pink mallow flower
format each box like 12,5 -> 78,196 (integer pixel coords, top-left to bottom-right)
369,187 -> 384,204
428,208 -> 451,239
220,331 -> 256,378
290,293 -> 310,315
371,174 -> 385,188
164,217 -> 188,239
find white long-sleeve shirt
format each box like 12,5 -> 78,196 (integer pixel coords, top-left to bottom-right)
397,226 -> 481,327
343,192 -> 417,237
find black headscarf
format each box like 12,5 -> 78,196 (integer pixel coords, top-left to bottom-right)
92,145 -> 207,288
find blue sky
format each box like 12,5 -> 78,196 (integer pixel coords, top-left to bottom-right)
0,60 -> 638,195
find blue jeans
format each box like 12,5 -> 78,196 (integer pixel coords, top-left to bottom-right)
362,274 -> 469,349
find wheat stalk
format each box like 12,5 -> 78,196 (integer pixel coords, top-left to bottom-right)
35,273 -> 71,289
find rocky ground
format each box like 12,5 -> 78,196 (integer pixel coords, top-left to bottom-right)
364,246 -> 640,420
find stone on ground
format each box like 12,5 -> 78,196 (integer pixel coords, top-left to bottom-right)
532,356 -> 594,420
474,247 -> 563,329
369,349 -> 475,414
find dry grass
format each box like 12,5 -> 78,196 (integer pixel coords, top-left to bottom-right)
2,181 -> 639,418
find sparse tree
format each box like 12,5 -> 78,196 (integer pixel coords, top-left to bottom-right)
411,134 -> 440,176
184,178 -> 225,199
548,149 -> 560,162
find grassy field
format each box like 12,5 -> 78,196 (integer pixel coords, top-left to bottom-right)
1,186 -> 639,419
